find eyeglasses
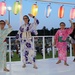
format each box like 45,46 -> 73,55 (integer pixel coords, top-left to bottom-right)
23,18 -> 28,20
60,24 -> 65,26
0,22 -> 5,24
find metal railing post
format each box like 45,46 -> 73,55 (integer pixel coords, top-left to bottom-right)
69,37 -> 72,57
52,36 -> 55,58
43,36 -> 45,59
8,36 -> 11,73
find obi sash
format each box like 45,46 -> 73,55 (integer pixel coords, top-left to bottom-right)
58,37 -> 66,42
22,32 -> 31,39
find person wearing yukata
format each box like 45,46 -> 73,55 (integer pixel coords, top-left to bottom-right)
0,20 -> 12,72
70,22 -> 75,62
53,20 -> 73,66
16,13 -> 39,69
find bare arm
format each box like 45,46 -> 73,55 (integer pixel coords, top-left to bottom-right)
69,20 -> 74,29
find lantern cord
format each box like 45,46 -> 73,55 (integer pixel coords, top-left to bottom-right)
49,3 -> 51,5
32,0 -> 75,5
16,0 -> 19,1
3,0 -> 6,1
35,2 -> 37,4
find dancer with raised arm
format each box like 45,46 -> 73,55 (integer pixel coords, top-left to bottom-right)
0,20 -> 12,72
53,20 -> 73,66
16,13 -> 39,69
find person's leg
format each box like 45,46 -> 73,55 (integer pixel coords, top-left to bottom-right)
22,56 -> 26,68
29,50 -> 38,69
63,47 -> 69,66
56,48 -> 61,64
32,57 -> 38,69
3,48 -> 9,72
21,44 -> 26,68
63,46 -> 69,66
72,44 -> 75,62
22,50 -> 27,68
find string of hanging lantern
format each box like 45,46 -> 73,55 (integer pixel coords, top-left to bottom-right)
0,0 -> 22,16
33,0 -> 75,19
0,0 -> 75,20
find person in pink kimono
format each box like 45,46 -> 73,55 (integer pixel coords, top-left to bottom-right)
53,20 -> 73,66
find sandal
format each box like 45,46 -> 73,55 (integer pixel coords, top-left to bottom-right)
56,60 -> 61,64
64,63 -> 69,66
22,64 -> 26,68
33,66 -> 38,69
4,68 -> 10,72
73,58 -> 75,62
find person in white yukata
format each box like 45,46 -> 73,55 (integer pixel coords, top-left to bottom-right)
16,13 -> 39,69
0,20 -> 12,72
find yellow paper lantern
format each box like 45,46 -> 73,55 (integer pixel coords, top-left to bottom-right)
13,1 -> 21,15
31,3 -> 38,16
0,1 -> 6,16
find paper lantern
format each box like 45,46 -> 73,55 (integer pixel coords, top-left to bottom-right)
58,5 -> 64,18
13,1 -> 21,15
70,8 -> 75,20
31,3 -> 38,16
45,4 -> 51,18
0,1 -> 6,16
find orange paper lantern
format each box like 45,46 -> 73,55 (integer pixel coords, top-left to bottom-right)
70,8 -> 75,20
31,3 -> 38,16
58,5 -> 64,18
0,1 -> 6,16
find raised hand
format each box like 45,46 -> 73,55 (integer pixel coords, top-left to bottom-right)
5,20 -> 10,25
5,20 -> 12,28
28,13 -> 34,18
69,20 -> 75,28
69,20 -> 73,24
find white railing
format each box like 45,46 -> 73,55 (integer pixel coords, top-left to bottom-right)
7,36 -> 72,62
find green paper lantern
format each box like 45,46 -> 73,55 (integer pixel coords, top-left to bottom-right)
13,1 -> 21,15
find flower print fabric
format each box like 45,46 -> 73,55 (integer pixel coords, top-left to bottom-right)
16,18 -> 39,64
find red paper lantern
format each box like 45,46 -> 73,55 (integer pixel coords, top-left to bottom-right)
70,8 -> 75,20
58,5 -> 64,18
0,1 -> 6,16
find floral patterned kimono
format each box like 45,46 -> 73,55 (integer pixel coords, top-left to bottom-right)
16,18 -> 39,64
0,28 -> 12,70
54,28 -> 73,61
